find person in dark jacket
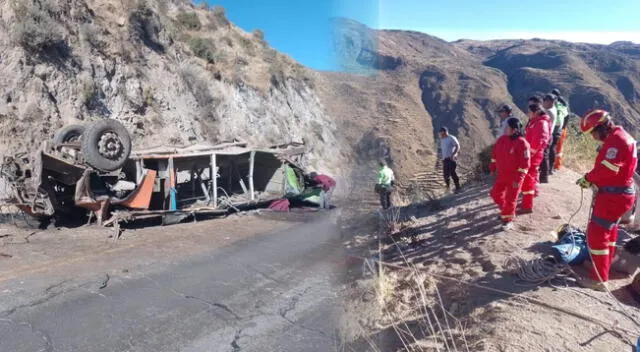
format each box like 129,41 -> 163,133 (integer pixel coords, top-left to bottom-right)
375,159 -> 395,209
542,94 -> 559,179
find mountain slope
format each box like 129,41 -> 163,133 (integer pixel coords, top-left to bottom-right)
0,0 -> 348,179
455,38 -> 640,133
320,19 -> 517,198
320,19 -> 640,199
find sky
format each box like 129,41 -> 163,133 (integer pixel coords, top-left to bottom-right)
205,0 -> 640,70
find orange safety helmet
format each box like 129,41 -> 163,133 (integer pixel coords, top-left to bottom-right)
580,109 -> 611,133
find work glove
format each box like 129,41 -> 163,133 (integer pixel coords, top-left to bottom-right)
576,176 -> 592,189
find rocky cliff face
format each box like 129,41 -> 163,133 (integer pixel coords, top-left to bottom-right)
0,0 -> 348,183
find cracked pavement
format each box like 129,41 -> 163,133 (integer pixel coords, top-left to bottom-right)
0,211 -> 346,352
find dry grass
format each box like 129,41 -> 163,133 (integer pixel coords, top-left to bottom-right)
340,201 -> 471,352
340,256 -> 471,351
10,0 -> 66,52
562,123 -> 599,174
176,11 -> 202,31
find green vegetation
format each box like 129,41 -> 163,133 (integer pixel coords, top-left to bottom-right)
177,11 -> 202,31
252,29 -> 265,42
562,121 -> 599,173
189,37 -> 216,63
211,6 -> 229,27
83,82 -> 97,106
11,0 -> 65,52
143,87 -> 154,107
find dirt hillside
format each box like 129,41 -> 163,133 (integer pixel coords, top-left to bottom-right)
340,169 -> 640,351
320,19 -> 516,198
0,0 -> 349,180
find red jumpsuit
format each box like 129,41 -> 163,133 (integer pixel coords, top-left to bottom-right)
522,113 -> 551,210
490,135 -> 531,222
585,126 -> 638,282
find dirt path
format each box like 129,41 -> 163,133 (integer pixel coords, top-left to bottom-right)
0,211 -> 345,352
342,169 -> 640,351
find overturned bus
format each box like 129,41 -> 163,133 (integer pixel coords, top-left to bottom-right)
1,120 -> 324,227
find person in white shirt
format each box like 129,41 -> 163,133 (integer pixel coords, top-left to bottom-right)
439,127 -> 461,192
496,104 -> 513,137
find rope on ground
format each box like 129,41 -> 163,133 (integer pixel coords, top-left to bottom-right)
504,256 -> 573,287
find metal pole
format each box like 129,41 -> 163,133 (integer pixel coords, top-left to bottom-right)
211,153 -> 217,208
136,159 -> 143,184
249,151 -> 255,201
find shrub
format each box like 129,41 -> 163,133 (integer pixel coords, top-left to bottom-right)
236,35 -> 255,56
83,82 -> 97,106
129,0 -> 165,53
143,87 -> 154,107
252,29 -> 265,42
197,1 -> 209,10
211,6 -> 229,27
476,143 -> 494,175
562,121 -> 599,173
263,48 -> 278,63
220,36 -> 233,48
189,37 -> 216,63
268,62 -> 287,89
11,1 -> 66,52
179,65 -> 214,107
80,23 -> 102,49
177,11 -> 201,31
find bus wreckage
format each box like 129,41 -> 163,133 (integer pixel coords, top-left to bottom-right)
1,120 -> 327,227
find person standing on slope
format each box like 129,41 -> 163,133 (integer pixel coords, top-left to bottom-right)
375,159 -> 395,209
520,103 -> 551,214
541,94 -> 558,180
551,88 -> 571,170
575,109 -> 638,291
496,104 -> 513,137
489,117 -> 530,230
439,127 -> 462,193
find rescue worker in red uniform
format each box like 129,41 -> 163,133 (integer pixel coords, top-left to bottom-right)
576,109 -> 638,291
489,117 -> 531,230
520,103 -> 551,214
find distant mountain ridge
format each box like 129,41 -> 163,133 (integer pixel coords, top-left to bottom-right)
317,18 -> 639,195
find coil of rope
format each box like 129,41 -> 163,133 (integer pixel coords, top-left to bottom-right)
506,188 -> 587,286
504,256 -> 573,287
507,187 -> 640,335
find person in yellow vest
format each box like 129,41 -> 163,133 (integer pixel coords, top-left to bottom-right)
375,159 -> 395,209
551,88 -> 571,170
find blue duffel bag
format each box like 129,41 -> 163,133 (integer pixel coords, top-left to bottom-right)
552,224 -> 589,265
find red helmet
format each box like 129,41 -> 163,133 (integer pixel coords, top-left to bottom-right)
580,109 -> 611,133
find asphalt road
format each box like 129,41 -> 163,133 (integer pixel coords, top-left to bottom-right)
0,212 -> 346,352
